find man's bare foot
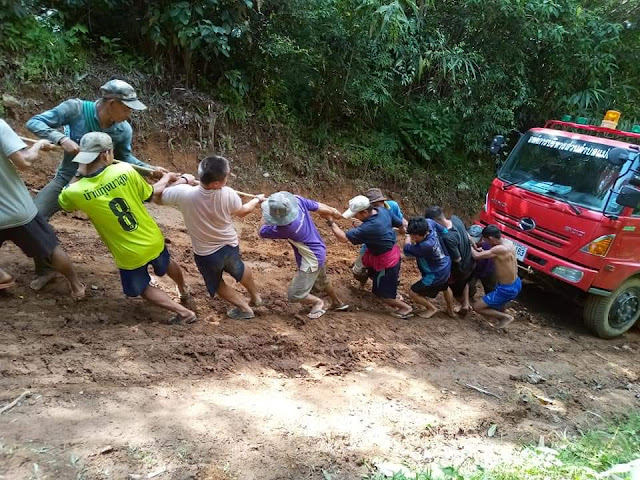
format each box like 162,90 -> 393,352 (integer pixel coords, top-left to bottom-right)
178,284 -> 192,303
495,315 -> 515,329
417,307 -> 438,319
457,306 -> 470,317
446,308 -> 457,319
250,295 -> 264,308
70,282 -> 86,301
0,270 -> 16,290
30,271 -> 57,291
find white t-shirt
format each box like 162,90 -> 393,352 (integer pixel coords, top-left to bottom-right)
0,119 -> 37,229
161,184 -> 242,256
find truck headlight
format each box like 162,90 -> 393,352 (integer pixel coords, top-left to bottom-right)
551,266 -> 584,283
580,234 -> 615,257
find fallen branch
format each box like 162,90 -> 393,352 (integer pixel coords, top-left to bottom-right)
463,383 -> 502,400
0,391 -> 31,414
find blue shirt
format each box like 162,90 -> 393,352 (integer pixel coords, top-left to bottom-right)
26,98 -> 150,180
403,219 -> 451,286
360,200 -> 404,255
346,207 -> 402,255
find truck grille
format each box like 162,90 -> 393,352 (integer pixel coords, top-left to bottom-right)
493,209 -> 571,248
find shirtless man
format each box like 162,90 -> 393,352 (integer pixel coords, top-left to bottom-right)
471,225 -> 522,328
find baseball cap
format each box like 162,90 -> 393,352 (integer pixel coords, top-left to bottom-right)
342,195 -> 371,219
262,191 -> 300,226
100,79 -> 147,110
468,224 -> 483,244
73,132 -> 113,164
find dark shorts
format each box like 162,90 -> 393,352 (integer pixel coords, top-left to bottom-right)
0,214 -> 59,258
449,271 -> 473,297
411,280 -> 448,298
469,274 -> 497,299
119,247 -> 171,297
194,245 -> 245,297
483,277 -> 522,310
368,259 -> 401,299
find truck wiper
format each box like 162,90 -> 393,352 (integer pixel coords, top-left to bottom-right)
552,192 -> 582,215
501,178 -> 523,190
564,201 -> 582,216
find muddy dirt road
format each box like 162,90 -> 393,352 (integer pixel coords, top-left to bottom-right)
1,147 -> 639,480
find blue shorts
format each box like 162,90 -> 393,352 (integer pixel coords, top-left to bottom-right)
119,247 -> 171,297
482,276 -> 522,310
194,245 -> 245,297
368,259 -> 401,299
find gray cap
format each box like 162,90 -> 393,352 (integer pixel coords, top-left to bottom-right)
73,132 -> 113,164
262,191 -> 300,226
100,79 -> 147,111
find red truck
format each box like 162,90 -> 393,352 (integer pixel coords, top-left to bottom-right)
481,111 -> 640,338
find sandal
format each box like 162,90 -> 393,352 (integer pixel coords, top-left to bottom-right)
169,312 -> 197,325
226,307 -> 255,320
391,310 -> 414,319
307,308 -> 326,319
250,298 -> 264,308
332,304 -> 349,312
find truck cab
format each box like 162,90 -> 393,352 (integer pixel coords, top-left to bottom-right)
479,114 -> 640,338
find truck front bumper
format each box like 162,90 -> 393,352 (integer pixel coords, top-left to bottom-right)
497,232 -> 600,293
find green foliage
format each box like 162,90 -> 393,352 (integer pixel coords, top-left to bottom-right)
363,413 -> 640,480
0,7 -> 87,81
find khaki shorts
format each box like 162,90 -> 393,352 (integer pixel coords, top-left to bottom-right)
288,266 -> 329,302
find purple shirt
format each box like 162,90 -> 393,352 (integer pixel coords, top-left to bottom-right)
259,196 -> 326,272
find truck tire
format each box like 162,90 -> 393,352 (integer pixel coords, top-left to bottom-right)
584,277 -> 640,339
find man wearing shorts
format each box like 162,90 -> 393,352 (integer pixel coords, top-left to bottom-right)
425,205 -> 474,316
58,132 -> 195,324
26,79 -> 167,290
403,217 -> 453,318
467,224 -> 497,300
159,155 -> 263,320
0,119 -> 85,298
471,225 -> 522,328
330,195 -> 413,319
260,191 -> 348,319
352,187 -> 407,287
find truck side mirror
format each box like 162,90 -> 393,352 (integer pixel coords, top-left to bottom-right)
617,185 -> 640,209
489,135 -> 505,155
608,148 -> 630,166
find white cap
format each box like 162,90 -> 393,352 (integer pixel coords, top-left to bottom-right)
342,195 -> 371,219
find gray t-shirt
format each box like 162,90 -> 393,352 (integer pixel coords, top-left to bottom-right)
0,119 -> 37,229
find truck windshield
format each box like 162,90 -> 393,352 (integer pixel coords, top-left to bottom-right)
499,132 -> 624,211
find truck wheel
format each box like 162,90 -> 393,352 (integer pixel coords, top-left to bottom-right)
584,277 -> 640,339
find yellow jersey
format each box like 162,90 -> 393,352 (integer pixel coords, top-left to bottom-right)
58,163 -> 164,270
